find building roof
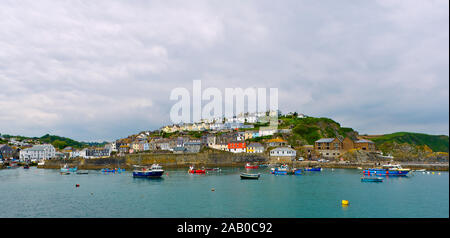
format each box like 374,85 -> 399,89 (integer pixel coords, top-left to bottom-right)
315,138 -> 335,143
267,138 -> 287,143
355,139 -> 375,144
248,142 -> 264,148
270,147 -> 296,152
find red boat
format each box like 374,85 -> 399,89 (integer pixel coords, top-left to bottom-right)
245,163 -> 259,169
188,166 -> 206,174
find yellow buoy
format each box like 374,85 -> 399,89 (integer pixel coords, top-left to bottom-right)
432,172 -> 435,175
342,200 -> 349,206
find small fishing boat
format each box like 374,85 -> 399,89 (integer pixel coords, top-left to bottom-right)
415,169 -> 426,172
76,170 -> 89,174
271,164 -> 289,175
188,166 -> 206,174
206,168 -> 221,172
363,164 -> 410,176
361,177 -> 384,182
245,163 -> 259,169
240,173 -> 260,180
133,164 -> 164,178
23,164 -> 30,169
293,168 -> 302,175
60,164 -> 77,173
304,167 -> 322,172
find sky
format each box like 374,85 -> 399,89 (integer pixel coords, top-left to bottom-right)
0,0 -> 448,142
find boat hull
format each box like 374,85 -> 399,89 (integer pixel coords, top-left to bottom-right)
245,166 -> 259,169
363,169 -> 409,176
304,168 -> 321,171
240,173 -> 260,179
60,167 -> 77,173
189,169 -> 206,174
133,170 -> 164,178
361,177 -> 384,182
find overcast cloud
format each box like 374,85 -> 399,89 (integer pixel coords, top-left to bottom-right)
0,0 -> 448,141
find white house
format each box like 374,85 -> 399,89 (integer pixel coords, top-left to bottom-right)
19,144 -> 56,161
270,147 -> 297,158
259,128 -> 277,137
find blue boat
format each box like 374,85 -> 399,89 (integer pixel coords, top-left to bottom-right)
304,167 -> 322,172
271,165 -> 300,175
60,164 -> 77,173
133,164 -> 164,178
294,169 -> 302,175
363,164 -> 410,176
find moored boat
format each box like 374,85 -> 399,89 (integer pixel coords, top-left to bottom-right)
76,170 -> 89,174
304,167 -> 322,171
188,166 -> 206,174
293,168 -> 302,175
206,168 -> 221,172
23,164 -> 30,169
363,164 -> 410,176
271,164 -> 289,175
240,173 -> 260,179
60,164 -> 77,173
245,163 -> 259,169
361,176 -> 384,182
133,164 -> 164,178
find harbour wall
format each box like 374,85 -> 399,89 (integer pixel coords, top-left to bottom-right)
39,151 -> 269,169
36,151 -> 449,171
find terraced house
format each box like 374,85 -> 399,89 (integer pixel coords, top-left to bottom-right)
19,144 -> 56,161
246,142 -> 264,153
0,144 -> 14,160
354,139 -> 376,152
314,137 -> 354,158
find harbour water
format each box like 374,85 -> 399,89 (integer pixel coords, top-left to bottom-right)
0,167 -> 448,218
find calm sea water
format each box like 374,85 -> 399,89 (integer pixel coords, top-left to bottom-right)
0,167 -> 448,218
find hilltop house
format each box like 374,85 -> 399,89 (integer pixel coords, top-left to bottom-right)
246,143 -> 264,153
184,141 -> 202,153
267,138 -> 288,147
210,143 -> 228,151
228,142 -> 246,153
259,128 -> 277,137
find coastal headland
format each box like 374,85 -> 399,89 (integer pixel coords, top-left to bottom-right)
37,151 -> 449,171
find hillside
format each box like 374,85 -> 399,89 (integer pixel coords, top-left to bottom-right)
1,133 -> 107,150
277,116 -> 358,146
362,132 -> 449,152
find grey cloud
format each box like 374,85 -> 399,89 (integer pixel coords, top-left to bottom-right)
0,0 -> 448,141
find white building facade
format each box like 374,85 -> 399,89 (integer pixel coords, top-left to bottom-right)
20,144 -> 56,161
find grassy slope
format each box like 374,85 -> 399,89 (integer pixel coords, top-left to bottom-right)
366,132 -> 449,152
